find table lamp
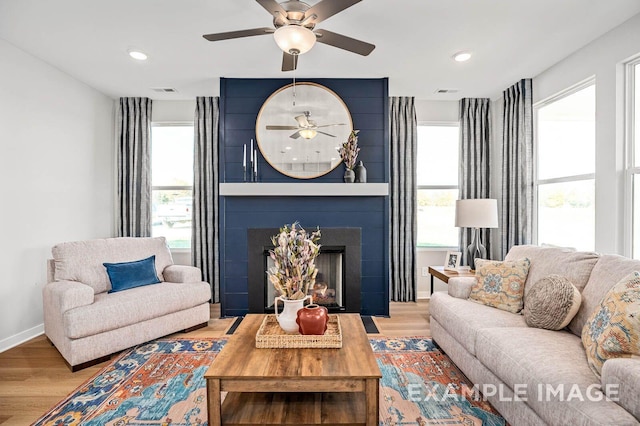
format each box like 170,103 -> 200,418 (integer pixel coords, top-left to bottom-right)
455,199 -> 499,270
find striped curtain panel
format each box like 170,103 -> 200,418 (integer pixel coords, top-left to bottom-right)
501,79 -> 534,258
192,97 -> 220,302
390,97 -> 417,302
116,97 -> 152,237
459,98 -> 492,265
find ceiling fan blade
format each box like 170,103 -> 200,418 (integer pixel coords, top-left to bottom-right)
304,0 -> 362,24
314,29 -> 375,56
317,131 -> 336,138
290,131 -> 302,139
203,27 -> 273,42
256,0 -> 288,19
295,114 -> 310,127
316,123 -> 346,128
266,125 -> 300,130
282,52 -> 298,71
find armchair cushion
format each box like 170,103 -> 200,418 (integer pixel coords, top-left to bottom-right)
63,281 -> 211,339
52,237 -> 173,293
104,255 -> 161,293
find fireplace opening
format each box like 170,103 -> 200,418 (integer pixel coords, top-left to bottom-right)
247,228 -> 361,314
265,247 -> 345,311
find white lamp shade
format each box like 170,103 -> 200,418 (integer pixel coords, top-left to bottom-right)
273,25 -> 316,55
455,199 -> 499,228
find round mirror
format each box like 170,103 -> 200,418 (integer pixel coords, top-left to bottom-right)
256,82 -> 353,179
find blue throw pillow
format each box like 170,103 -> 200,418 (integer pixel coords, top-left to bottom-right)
104,255 -> 161,293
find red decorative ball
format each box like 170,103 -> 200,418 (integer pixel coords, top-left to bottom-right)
296,304 -> 329,335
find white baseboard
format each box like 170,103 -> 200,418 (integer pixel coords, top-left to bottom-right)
417,291 -> 431,300
0,323 -> 44,353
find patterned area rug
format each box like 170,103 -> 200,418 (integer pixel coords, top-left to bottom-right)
34,337 -> 505,425
371,338 -> 505,425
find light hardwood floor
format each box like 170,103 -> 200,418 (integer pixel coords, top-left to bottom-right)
0,300 -> 430,425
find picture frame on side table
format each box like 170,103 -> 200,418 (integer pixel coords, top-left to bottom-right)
444,251 -> 462,271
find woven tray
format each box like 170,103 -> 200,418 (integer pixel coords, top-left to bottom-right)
255,314 -> 342,348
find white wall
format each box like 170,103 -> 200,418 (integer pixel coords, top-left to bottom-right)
153,100 -> 196,123
533,13 -> 640,255
0,39 -> 115,351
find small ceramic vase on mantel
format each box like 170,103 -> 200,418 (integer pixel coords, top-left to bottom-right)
343,168 -> 355,183
354,161 -> 367,183
296,304 -> 329,335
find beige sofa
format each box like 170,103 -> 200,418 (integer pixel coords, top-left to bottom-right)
43,237 -> 211,371
430,245 -> 640,425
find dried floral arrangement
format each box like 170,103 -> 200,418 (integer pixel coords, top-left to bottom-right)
267,222 -> 322,300
338,129 -> 360,170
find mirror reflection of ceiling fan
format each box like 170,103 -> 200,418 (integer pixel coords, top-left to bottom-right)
266,111 -> 346,139
202,0 -> 375,71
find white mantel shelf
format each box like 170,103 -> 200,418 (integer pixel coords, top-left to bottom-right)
220,183 -> 389,197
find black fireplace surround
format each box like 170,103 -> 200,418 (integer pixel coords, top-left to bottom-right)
247,228 -> 361,314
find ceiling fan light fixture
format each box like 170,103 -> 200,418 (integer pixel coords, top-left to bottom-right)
274,25 -> 316,55
299,128 -> 318,139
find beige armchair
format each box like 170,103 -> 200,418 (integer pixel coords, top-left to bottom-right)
43,237 -> 211,371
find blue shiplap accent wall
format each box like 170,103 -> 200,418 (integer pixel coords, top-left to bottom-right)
219,78 -> 389,317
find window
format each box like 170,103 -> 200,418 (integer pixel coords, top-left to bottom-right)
628,59 -> 640,258
535,82 -> 595,250
151,124 -> 194,249
417,124 -> 460,247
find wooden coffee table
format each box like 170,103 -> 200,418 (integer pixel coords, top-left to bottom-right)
205,313 -> 381,425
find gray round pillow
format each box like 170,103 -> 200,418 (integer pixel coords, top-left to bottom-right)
523,275 -> 582,330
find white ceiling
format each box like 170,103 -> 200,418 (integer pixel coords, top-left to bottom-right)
1,0 -> 639,101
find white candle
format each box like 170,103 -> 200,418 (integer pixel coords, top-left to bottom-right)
243,144 -> 246,168
250,139 -> 254,163
254,148 -> 258,174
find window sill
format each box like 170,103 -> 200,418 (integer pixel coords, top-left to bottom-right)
416,246 -> 460,252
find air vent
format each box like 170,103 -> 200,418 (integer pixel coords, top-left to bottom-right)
434,88 -> 459,94
151,87 -> 177,93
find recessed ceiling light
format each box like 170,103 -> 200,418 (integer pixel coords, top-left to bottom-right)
128,50 -> 148,61
453,51 -> 471,62
285,146 -> 292,150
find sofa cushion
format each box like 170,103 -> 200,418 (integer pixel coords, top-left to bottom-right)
505,245 -> 599,298
104,255 -> 161,293
53,237 -> 173,294
63,281 -> 210,339
429,292 -> 528,356
475,327 -> 638,425
582,271 -> 640,377
470,258 -> 530,313
523,275 -> 582,330
570,254 -> 640,336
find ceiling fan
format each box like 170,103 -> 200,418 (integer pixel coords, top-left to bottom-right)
202,0 -> 375,71
266,111 -> 346,139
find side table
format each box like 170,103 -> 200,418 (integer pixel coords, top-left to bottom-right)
428,266 -> 476,295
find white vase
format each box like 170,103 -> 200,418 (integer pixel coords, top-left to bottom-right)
274,295 -> 311,333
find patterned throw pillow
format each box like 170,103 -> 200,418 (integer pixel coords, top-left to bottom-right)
581,271 -> 640,377
470,258 -> 531,313
523,275 -> 582,330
